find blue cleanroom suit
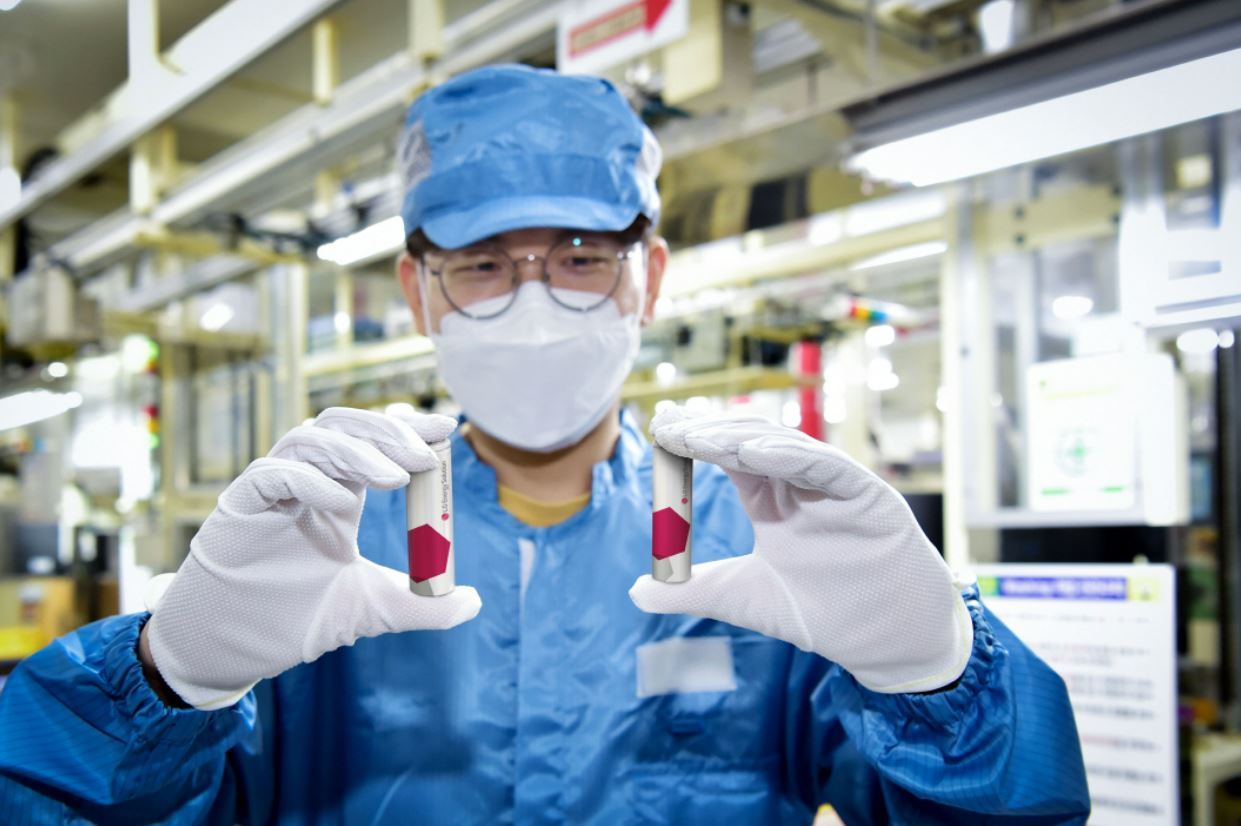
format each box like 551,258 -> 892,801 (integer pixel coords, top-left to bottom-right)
0,413 -> 1090,824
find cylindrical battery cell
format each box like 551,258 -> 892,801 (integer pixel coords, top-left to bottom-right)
407,439 -> 454,596
651,444 -> 692,583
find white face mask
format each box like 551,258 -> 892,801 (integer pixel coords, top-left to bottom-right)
430,282 -> 642,453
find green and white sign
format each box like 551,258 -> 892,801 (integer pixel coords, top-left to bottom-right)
1027,354 -> 1138,511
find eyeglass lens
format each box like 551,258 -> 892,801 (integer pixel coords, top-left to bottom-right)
430,235 -> 629,317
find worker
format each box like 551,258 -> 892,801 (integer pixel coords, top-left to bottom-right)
0,65 -> 1090,823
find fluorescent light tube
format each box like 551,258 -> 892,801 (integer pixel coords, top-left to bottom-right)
1051,295 -> 1093,320
200,303 -> 235,332
318,216 -> 405,267
850,241 -> 947,270
849,47 -> 1241,186
843,191 -> 946,236
0,390 -> 82,432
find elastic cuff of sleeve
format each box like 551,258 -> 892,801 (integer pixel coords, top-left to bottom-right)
101,612 -> 248,746
846,586 -> 1005,733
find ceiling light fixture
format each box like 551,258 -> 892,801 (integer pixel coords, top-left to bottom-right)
849,47 -> 1241,187
317,216 -> 405,267
864,324 -> 897,348
1176,328 -> 1219,354
0,390 -> 82,432
1051,295 -> 1094,320
200,303 -> 235,332
850,241 -> 947,271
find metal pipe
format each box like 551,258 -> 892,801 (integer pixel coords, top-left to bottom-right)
1217,332 -> 1240,723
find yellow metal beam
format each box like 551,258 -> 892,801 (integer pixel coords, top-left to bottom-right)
658,111 -> 852,217
0,227 -> 12,285
665,217 -> 945,298
410,0 -> 445,64
313,168 -> 341,218
132,227 -> 304,266
131,138 -> 156,216
0,93 -> 14,280
663,0 -> 723,105
101,310 -> 159,338
622,365 -> 807,405
0,93 -> 16,172
312,17 -> 341,105
974,184 -> 1121,256
103,309 -> 266,352
334,269 -> 353,351
154,125 -> 177,192
131,126 -> 176,217
806,166 -> 892,215
161,329 -> 267,353
304,333 -> 435,378
127,0 -> 171,217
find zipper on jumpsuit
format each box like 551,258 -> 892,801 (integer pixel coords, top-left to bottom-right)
513,533 -> 536,822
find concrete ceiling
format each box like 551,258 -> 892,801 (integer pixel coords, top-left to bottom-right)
0,0 -> 478,166
174,0 -> 415,160
0,0 -> 225,162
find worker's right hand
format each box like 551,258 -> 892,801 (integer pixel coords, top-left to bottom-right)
143,407 -> 482,710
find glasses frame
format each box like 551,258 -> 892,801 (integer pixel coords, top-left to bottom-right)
421,234 -> 642,320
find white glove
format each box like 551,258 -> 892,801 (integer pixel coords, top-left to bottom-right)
629,408 -> 972,694
146,407 -> 482,709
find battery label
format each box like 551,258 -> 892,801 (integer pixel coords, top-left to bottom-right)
407,441 -> 454,596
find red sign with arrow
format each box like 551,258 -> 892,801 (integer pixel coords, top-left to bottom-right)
569,0 -> 676,59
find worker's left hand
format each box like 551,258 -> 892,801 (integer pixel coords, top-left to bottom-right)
629,407 -> 973,694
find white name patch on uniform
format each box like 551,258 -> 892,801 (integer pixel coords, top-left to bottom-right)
635,636 -> 737,698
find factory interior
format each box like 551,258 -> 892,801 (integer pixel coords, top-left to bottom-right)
0,0 -> 1239,822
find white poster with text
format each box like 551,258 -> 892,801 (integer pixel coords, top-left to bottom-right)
973,563 -> 1177,825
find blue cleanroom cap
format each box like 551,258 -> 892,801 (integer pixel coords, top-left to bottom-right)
398,64 -> 661,249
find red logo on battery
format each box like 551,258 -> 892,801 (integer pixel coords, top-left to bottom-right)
408,525 -> 451,582
652,508 -> 689,559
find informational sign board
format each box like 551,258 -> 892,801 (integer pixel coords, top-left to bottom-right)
557,0 -> 688,76
1026,352 -> 1187,524
972,563 -> 1177,825
1026,355 -> 1138,511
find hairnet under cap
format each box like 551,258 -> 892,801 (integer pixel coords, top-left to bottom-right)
398,64 -> 661,249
